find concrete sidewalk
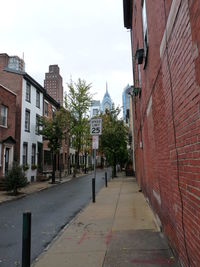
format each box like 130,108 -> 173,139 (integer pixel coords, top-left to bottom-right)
32,175 -> 180,267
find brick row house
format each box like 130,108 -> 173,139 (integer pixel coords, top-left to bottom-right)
43,96 -> 69,177
0,53 -> 69,182
0,84 -> 16,178
123,0 -> 200,266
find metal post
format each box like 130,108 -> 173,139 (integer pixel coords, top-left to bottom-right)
94,149 -> 96,179
105,171 -> 107,187
92,148 -> 96,203
22,212 -> 31,267
92,178 -> 95,203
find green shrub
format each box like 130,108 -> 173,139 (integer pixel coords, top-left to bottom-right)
23,164 -> 29,171
31,164 -> 37,170
5,162 -> 28,195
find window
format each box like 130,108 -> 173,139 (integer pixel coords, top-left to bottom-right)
23,143 -> 28,166
52,107 -> 56,119
31,144 -> 36,165
25,109 -> 30,132
35,114 -> 40,135
142,0 -> 148,65
44,101 -> 48,116
134,0 -> 137,18
26,83 -> 31,102
93,109 -> 98,116
0,105 -> 8,127
0,143 -> 2,166
36,90 -> 40,108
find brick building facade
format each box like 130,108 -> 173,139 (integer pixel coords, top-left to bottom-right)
0,84 -> 16,177
123,0 -> 200,266
0,53 -> 69,181
44,65 -> 63,106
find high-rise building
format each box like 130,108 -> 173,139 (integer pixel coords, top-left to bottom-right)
101,85 -> 112,114
44,65 -> 63,106
89,84 -> 113,118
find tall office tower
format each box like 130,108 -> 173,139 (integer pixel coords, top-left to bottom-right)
44,65 -> 63,106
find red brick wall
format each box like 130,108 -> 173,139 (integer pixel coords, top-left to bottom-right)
131,0 -> 200,266
0,55 -> 23,162
0,85 -> 16,176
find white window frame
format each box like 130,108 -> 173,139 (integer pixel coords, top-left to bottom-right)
142,0 -> 148,66
35,114 -> 40,135
31,144 -> 36,165
25,109 -> 30,132
0,105 -> 8,127
93,108 -> 98,116
44,101 -> 48,117
52,107 -> 56,119
36,90 -> 40,108
142,0 -> 147,41
23,143 -> 28,166
26,83 -> 31,102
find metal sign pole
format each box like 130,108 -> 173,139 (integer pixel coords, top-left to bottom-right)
94,148 -> 96,179
90,118 -> 102,203
92,148 -> 96,203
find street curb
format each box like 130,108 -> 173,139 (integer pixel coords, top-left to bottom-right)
0,177 -> 73,206
0,171 -> 95,206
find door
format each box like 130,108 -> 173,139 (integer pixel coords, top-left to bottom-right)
37,142 -> 43,173
5,148 -> 10,174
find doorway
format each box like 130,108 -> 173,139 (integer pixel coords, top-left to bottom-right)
5,147 -> 10,174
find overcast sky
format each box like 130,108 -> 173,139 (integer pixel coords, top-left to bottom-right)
1,0 -> 133,108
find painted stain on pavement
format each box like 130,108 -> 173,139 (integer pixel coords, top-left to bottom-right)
105,231 -> 113,246
77,232 -> 87,245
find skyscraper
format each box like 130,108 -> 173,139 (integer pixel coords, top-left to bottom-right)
101,83 -> 112,114
44,65 -> 63,106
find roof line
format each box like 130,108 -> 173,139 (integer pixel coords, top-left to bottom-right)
0,83 -> 17,96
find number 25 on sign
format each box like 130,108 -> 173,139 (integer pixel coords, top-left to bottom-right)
90,118 -> 102,136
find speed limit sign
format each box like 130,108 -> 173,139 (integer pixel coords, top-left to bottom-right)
90,118 -> 102,135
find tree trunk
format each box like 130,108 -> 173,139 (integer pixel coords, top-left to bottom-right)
76,145 -> 80,172
73,152 -> 77,178
113,153 -> 117,177
84,152 -> 87,174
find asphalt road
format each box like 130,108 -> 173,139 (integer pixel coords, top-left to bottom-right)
0,169 -> 111,267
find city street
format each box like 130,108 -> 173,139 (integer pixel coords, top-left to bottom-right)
0,169 -> 111,267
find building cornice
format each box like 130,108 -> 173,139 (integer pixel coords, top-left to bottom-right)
0,83 -> 17,96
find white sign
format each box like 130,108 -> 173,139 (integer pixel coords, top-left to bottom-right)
92,135 -> 99,149
90,118 -> 102,135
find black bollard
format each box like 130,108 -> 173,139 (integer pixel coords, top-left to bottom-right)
22,212 -> 31,267
105,172 -> 108,187
92,178 -> 95,203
